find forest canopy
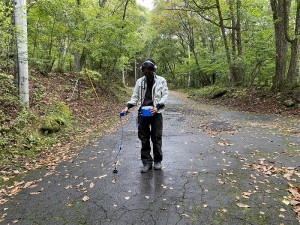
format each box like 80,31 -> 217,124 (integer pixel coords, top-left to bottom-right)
1,0 -> 300,92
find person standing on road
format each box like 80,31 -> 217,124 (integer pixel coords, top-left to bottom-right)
122,59 -> 169,173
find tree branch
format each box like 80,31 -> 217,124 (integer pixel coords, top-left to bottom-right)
164,8 -> 236,30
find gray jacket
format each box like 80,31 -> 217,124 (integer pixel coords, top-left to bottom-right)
127,75 -> 169,113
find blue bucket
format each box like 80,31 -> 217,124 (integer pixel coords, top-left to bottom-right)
141,106 -> 153,117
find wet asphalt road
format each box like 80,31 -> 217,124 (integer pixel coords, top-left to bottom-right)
0,91 -> 299,225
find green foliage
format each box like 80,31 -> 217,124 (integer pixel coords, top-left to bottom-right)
25,0 -> 146,80
2,0 -> 299,89
80,69 -> 102,82
0,1 -> 14,71
144,0 -> 288,89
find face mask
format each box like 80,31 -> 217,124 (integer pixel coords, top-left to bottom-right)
144,72 -> 154,79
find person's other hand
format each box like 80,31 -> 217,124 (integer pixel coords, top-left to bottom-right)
151,107 -> 158,114
122,107 -> 129,114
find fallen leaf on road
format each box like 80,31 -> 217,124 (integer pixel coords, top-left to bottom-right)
242,192 -> 252,199
218,180 -> 225,185
218,141 -> 232,146
89,182 -> 94,189
0,199 -> 8,205
64,185 -> 72,190
287,183 -> 300,222
236,203 -> 250,208
288,185 -> 300,199
30,189 -> 43,195
99,174 -> 107,179
82,196 -> 89,202
282,199 -> 290,205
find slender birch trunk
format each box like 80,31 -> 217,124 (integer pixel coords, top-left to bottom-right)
14,0 -> 29,107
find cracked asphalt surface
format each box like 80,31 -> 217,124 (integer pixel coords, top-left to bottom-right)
1,91 -> 299,225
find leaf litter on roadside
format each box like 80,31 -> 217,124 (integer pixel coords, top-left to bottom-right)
0,178 -> 43,205
247,158 -> 300,222
287,183 -> 300,222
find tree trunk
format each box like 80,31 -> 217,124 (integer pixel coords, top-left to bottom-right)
286,38 -> 300,90
270,0 -> 288,92
285,0 -> 300,89
122,0 -> 130,21
236,0 -> 244,83
216,0 -> 233,83
80,47 -> 87,70
14,0 -> 29,107
74,51 -> 80,72
229,0 -> 239,84
45,16 -> 57,73
236,0 -> 242,57
229,0 -> 236,60
228,0 -> 243,85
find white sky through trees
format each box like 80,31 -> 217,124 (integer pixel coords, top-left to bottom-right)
136,0 -> 154,10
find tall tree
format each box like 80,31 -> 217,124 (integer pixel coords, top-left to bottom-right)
183,0 -> 244,85
14,0 -> 29,107
229,0 -> 244,85
284,0 -> 300,90
270,0 -> 288,92
270,0 -> 300,92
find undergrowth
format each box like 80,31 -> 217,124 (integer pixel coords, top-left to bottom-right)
0,72 -> 129,175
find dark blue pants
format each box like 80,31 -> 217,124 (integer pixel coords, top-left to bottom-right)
138,113 -> 163,165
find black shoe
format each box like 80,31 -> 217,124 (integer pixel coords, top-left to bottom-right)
141,163 -> 152,173
154,162 -> 162,170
